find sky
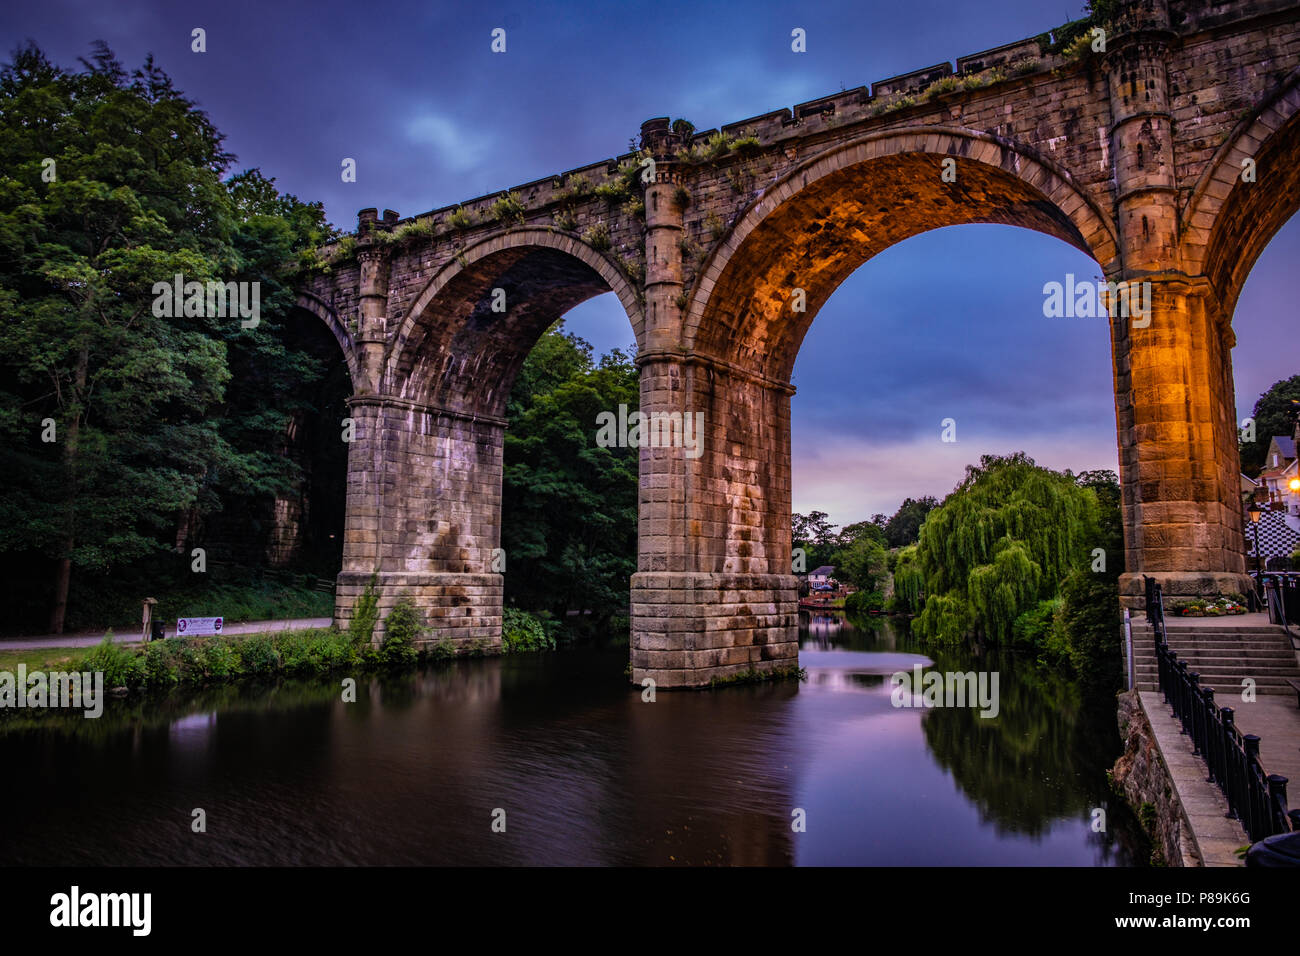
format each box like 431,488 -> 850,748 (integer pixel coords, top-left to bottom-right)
3,0 -> 1294,528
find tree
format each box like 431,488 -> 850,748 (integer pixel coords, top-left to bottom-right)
913,453 -> 1100,644
792,510 -> 838,569
834,535 -> 887,592
1240,375 -> 1300,475
500,324 -> 639,629
837,520 -> 887,549
883,496 -> 939,548
1075,469 -> 1124,578
0,45 -> 338,631
0,45 -> 243,631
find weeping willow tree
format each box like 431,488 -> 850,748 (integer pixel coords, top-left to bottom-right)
914,452 -> 1100,644
890,545 -> 925,612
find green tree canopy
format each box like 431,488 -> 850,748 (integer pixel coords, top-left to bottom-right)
0,44 -> 337,630
833,535 -> 888,592
914,453 -> 1101,644
500,324 -> 639,628
1240,375 -> 1300,476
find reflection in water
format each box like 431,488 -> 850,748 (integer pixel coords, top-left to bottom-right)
0,614 -> 1146,866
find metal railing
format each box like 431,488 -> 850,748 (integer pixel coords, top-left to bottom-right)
1255,571 -> 1299,639
1148,577 -> 1298,843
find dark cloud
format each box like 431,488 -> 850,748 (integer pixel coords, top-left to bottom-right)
4,0 -> 1293,523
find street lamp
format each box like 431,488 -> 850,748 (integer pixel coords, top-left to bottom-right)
1248,501 -> 1263,578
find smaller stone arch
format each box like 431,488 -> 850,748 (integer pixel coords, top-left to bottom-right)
294,290 -> 361,389
1181,65 -> 1300,320
387,227 -> 646,395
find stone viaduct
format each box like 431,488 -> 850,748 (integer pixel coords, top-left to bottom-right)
295,0 -> 1300,686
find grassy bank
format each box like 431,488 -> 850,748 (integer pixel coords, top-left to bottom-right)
5,564 -> 336,636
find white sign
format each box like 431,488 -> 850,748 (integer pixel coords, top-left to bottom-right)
176,617 -> 223,636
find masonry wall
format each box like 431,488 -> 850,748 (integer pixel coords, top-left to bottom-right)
300,0 -> 1300,678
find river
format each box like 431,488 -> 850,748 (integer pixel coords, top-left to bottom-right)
0,612 -> 1147,865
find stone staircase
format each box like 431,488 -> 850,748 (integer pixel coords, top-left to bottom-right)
1130,617 -> 1300,696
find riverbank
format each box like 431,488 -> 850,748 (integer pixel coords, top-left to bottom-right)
0,626 -> 459,715
0,614 -> 1146,865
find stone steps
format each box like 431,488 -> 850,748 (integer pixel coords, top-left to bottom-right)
1129,619 -> 1299,694
1135,680 -> 1294,694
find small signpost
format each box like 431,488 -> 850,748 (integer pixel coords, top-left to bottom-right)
176,617 -> 223,636
141,597 -> 157,642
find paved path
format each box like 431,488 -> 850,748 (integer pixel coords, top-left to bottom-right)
1139,691 -> 1249,866
1232,694 -> 1300,790
0,617 -> 332,650
1137,683 -> 1300,866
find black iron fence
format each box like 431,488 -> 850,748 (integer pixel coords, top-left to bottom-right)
1149,577 -> 1299,843
1253,571 -> 1300,637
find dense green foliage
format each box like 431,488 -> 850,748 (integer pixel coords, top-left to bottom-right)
889,545 -> 925,613
795,496 -> 937,573
501,323 -> 638,633
896,456 -> 1124,686
879,496 -> 939,548
835,535 -> 888,592
1239,374 -> 1300,475
502,607 -> 558,652
914,453 -> 1100,645
379,597 -> 422,667
843,589 -> 884,614
0,45 -> 341,632
792,510 -> 839,570
347,575 -> 379,648
73,621 -> 480,695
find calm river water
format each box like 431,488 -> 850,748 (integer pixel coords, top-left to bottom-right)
0,613 -> 1147,865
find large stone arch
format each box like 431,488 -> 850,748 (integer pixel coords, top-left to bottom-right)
294,290 -> 360,390
1181,65 -> 1300,322
387,228 -> 645,416
335,228 -> 645,650
683,127 -> 1120,380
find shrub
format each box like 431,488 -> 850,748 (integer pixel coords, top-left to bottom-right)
1057,568 -> 1122,689
143,640 -> 178,689
594,179 -> 629,202
425,635 -> 457,662
490,191 -> 525,224
700,132 -> 732,162
275,630 -> 316,675
379,598 -> 422,667
1010,598 -> 1063,652
556,174 -> 591,202
844,590 -> 885,614
82,632 -> 143,689
502,607 -> 556,653
392,218 -> 434,243
347,575 -> 380,648
924,75 -> 961,99
553,207 -> 578,231
582,222 -> 611,251
447,206 -> 476,229
238,633 -> 280,677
